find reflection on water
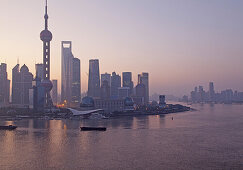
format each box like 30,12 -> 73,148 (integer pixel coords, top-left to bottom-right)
1,104 -> 243,169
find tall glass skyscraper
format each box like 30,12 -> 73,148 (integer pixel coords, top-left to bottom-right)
122,72 -> 133,96
61,41 -> 81,106
88,59 -> 100,98
71,58 -> 81,105
138,72 -> 149,103
111,72 -> 121,99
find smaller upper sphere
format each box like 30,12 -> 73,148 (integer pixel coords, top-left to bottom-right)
40,30 -> 52,41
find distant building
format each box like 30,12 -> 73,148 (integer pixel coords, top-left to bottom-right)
51,80 -> 58,105
71,58 -> 81,106
80,96 -> 134,113
61,41 -> 73,105
31,77 -> 45,111
35,63 -> 44,80
88,59 -> 100,98
100,80 -> 110,99
118,87 -> 130,99
0,63 -> 10,105
138,73 -> 149,103
122,72 -> 133,96
110,72 -> 121,99
134,83 -> 146,105
12,64 -> 21,104
209,82 -> 215,102
20,65 -> 33,105
61,41 -> 81,106
101,73 -> 111,86
159,95 -> 166,105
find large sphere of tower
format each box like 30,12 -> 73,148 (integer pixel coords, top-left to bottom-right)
41,79 -> 53,92
40,30 -> 52,41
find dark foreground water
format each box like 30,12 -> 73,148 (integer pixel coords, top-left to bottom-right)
0,104 -> 243,170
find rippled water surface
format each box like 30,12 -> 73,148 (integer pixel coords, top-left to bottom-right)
0,104 -> 243,170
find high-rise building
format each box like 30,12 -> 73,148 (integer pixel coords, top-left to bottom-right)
61,41 -> 74,105
118,87 -> 130,99
101,73 -> 111,86
111,72 -> 121,99
100,80 -> 110,99
138,72 -> 149,103
20,65 -> 33,105
35,64 -> 44,80
0,63 -> 10,104
122,72 -> 133,96
209,82 -> 215,102
71,58 -> 81,105
12,64 -> 21,104
51,80 -> 58,105
88,59 -> 100,98
40,0 -> 53,107
135,83 -> 146,105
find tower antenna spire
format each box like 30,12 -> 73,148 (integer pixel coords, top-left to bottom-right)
44,0 -> 48,30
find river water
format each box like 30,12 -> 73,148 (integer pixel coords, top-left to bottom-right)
0,104 -> 243,170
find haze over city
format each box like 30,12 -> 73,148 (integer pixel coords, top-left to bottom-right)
1,0 -> 243,96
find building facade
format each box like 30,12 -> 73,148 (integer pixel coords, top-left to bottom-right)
71,58 -> 81,106
20,65 -> 33,105
0,63 -> 10,105
12,64 -> 21,104
51,80 -> 58,105
138,72 -> 149,103
88,59 -> 100,98
122,72 -> 133,96
111,72 -> 121,99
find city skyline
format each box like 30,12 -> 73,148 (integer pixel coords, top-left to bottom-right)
1,0 -> 243,96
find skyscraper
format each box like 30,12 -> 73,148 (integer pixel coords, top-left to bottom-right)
209,82 -> 215,102
138,72 -> 149,103
51,80 -> 58,105
61,41 -> 74,104
12,64 -> 21,104
88,59 -> 100,98
20,65 -> 33,105
100,80 -> 111,99
101,73 -> 111,86
0,63 -> 10,104
40,0 -> 53,107
122,72 -> 133,96
111,72 -> 121,99
71,58 -> 81,105
35,64 -> 44,80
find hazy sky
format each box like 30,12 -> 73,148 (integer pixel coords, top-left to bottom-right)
1,0 -> 243,96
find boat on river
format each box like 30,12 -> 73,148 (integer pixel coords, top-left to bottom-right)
0,125 -> 17,130
80,127 -> 106,131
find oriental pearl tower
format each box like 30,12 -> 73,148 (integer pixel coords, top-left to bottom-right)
40,0 -> 53,107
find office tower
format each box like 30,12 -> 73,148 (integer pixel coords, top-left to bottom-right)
101,73 -> 111,86
61,41 -> 74,105
209,82 -> 215,102
71,58 -> 81,105
40,0 -> 53,107
51,80 -> 58,105
20,65 -> 33,105
111,72 -> 121,99
138,72 -> 149,103
198,86 -> 205,102
12,64 -> 21,104
101,80 -> 111,99
35,64 -> 44,80
88,59 -> 100,98
135,83 -> 146,104
122,72 -> 133,96
118,87 -> 130,99
0,63 -> 10,104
